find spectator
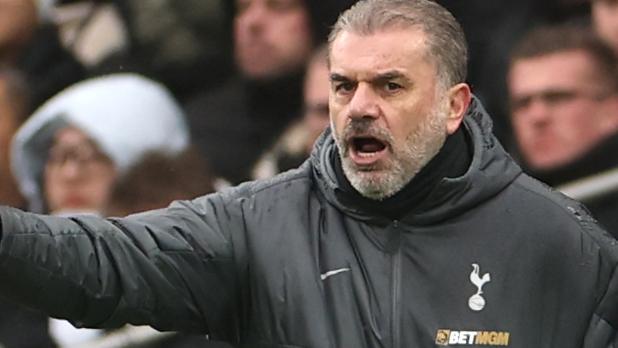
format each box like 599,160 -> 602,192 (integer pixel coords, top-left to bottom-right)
507,24 -> 618,237
12,73 -> 189,215
107,148 -> 215,216
253,44 -> 330,178
301,44 -> 331,155
0,0 -> 85,112
11,73 -> 192,346
592,0 -> 618,55
185,0 -> 357,184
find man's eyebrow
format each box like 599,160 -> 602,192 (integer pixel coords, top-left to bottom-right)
329,71 -> 411,83
330,73 -> 350,82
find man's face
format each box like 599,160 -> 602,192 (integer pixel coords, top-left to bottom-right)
303,55 -> 330,152
0,0 -> 37,53
593,0 -> 618,55
329,29 -> 451,200
508,50 -> 618,170
234,0 -> 313,79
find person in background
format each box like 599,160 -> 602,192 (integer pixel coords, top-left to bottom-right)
12,73 -> 190,216
302,44 -> 331,155
184,0 -> 357,184
0,0 -> 85,112
592,0 -> 618,55
253,44 -> 330,178
507,24 -> 618,237
107,148 -> 215,217
10,73 -> 198,347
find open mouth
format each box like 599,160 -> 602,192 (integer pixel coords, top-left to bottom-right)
348,136 -> 389,166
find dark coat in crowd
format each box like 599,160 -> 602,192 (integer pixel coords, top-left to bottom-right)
185,73 -> 304,184
525,132 -> 618,239
16,24 -> 85,113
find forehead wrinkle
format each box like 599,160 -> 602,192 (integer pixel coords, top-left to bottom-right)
330,30 -> 431,73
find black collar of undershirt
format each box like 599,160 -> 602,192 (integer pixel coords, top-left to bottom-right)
333,126 -> 472,220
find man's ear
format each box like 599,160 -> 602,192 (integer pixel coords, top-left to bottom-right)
445,83 -> 471,135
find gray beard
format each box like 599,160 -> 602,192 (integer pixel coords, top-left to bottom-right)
335,104 -> 449,200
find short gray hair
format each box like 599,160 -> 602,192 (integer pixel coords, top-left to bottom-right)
328,0 -> 467,88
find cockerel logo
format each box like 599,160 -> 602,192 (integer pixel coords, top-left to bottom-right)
468,263 -> 491,311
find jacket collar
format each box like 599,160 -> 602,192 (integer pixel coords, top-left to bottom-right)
310,96 -> 522,226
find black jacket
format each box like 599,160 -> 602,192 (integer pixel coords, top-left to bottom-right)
17,24 -> 85,112
184,74 -> 304,184
0,99 -> 617,347
523,133 -> 618,240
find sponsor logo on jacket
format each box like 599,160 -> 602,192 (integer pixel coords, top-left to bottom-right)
435,329 -> 510,346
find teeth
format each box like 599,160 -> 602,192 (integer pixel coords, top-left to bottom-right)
357,151 -> 379,158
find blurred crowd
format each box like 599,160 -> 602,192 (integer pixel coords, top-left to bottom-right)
0,0 -> 617,347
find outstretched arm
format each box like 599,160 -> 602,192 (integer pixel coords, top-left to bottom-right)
0,194 -> 242,338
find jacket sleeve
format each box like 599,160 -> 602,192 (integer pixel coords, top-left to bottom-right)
0,193 -> 244,338
583,261 -> 618,347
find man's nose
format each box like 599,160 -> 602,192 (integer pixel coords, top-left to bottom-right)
524,98 -> 553,126
55,160 -> 84,180
348,84 -> 380,120
239,2 -> 267,32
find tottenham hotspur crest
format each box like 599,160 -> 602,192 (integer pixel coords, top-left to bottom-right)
468,263 -> 491,311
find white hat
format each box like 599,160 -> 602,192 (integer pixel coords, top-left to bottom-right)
11,73 -> 190,212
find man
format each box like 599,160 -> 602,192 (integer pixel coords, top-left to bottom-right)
184,0 -> 356,184
252,44 -> 331,178
0,1 -> 617,347
507,24 -> 618,237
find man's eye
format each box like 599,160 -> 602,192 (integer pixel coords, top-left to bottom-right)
510,97 -> 530,113
543,90 -> 576,104
335,82 -> 354,93
385,82 -> 402,92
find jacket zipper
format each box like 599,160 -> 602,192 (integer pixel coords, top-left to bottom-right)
391,220 -> 402,348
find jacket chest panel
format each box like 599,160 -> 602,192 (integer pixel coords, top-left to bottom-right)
242,201 -> 597,347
